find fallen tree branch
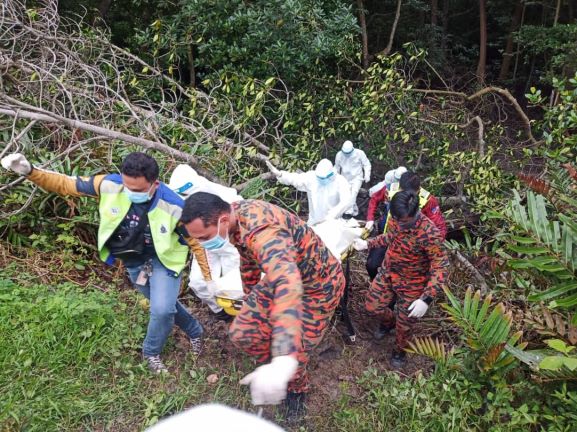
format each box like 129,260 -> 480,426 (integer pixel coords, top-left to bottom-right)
451,250 -> 489,295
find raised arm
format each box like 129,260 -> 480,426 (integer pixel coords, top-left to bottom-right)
2,152 -> 104,198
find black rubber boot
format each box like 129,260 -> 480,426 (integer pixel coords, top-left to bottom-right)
213,309 -> 233,323
283,391 -> 307,423
373,323 -> 394,340
391,350 -> 407,369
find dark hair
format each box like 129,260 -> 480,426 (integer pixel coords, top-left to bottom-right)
120,152 -> 159,182
181,192 -> 232,226
390,190 -> 419,220
399,171 -> 420,192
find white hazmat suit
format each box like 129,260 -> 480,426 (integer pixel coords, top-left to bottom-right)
369,166 -> 407,197
334,140 -> 371,216
268,159 -> 352,226
168,164 -> 242,314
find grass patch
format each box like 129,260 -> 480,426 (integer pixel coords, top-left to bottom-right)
0,273 -> 249,431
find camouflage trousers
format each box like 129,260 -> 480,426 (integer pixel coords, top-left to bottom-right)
229,277 -> 344,393
365,272 -> 425,351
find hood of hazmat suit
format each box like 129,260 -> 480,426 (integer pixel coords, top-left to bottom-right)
169,164 -> 242,203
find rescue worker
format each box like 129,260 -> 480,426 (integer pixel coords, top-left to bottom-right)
180,192 -> 346,421
367,166 -> 407,200
365,169 -> 446,280
1,152 -> 211,374
334,140 -> 371,217
265,159 -> 351,226
168,164 -> 242,321
353,190 -> 449,367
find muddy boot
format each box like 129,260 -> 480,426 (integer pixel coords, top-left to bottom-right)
391,350 -> 406,369
373,323 -> 394,341
283,391 -> 307,423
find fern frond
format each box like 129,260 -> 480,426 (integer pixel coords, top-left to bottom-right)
517,173 -> 552,198
407,337 -> 453,366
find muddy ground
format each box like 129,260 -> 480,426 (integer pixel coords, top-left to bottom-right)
168,253 -> 451,431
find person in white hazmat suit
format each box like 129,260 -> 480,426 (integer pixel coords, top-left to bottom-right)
265,159 -> 352,226
168,164 -> 242,321
334,140 -> 371,217
368,166 -> 407,199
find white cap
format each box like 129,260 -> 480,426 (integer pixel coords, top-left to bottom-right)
342,140 -> 354,154
394,166 -> 407,181
315,158 -> 335,179
168,164 -> 198,196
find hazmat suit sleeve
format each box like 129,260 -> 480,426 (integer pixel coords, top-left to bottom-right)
183,236 -> 213,282
360,150 -> 371,181
276,171 -> 311,193
246,227 -> 303,358
421,229 -> 449,299
325,176 -> 353,220
26,167 -> 105,198
334,152 -> 343,174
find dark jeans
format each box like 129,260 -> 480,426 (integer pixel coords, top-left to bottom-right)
366,247 -> 387,281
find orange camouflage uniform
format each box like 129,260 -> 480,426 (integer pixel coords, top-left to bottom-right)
366,214 -> 449,352
227,200 -> 345,393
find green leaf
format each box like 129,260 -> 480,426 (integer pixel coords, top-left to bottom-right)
528,282 -> 577,301
539,356 -> 565,370
545,339 -> 572,354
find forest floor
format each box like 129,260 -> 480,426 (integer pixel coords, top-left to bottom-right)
0,242 -> 452,432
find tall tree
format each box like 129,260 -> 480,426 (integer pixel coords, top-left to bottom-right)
498,0 -> 524,81
357,0 -> 369,69
476,0 -> 487,83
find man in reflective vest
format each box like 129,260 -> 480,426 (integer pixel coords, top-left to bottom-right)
1,152 -> 211,374
365,170 -> 447,280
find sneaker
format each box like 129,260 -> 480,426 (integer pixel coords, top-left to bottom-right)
144,355 -> 168,374
374,323 -> 394,340
283,391 -> 307,423
190,336 -> 203,356
391,350 -> 406,369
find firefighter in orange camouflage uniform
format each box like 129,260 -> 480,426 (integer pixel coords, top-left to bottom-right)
353,190 -> 449,368
180,192 -> 345,421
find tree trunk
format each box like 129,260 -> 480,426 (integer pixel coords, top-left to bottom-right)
378,0 -> 402,57
97,0 -> 113,19
476,0 -> 487,84
554,0 -> 562,25
431,0 -> 438,26
498,0 -> 523,81
357,0 -> 369,69
187,42 -> 196,87
441,0 -> 450,55
512,3 -> 526,81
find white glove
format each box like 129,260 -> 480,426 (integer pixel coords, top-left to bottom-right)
1,153 -> 32,176
265,160 -> 281,178
408,299 -> 429,318
365,220 -> 374,231
364,175 -> 370,183
352,239 -> 368,251
239,355 -> 299,406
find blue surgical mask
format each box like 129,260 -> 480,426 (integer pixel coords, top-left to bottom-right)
124,184 -> 154,204
343,150 -> 353,157
200,217 -> 229,251
317,172 -> 335,186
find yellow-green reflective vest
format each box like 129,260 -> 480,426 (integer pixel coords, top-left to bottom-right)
97,174 -> 188,276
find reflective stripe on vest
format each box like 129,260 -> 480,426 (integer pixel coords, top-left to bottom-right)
382,187 -> 431,234
97,176 -> 188,275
